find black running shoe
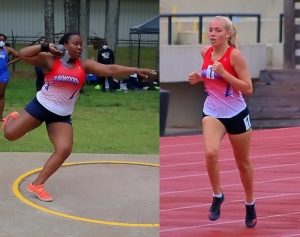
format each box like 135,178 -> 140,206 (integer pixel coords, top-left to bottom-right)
208,193 -> 225,221
245,203 -> 257,228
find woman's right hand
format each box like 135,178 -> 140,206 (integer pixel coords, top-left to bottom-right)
188,72 -> 202,85
136,68 -> 157,78
49,44 -> 64,57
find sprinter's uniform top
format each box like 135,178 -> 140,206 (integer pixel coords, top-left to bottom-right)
37,58 -> 86,116
201,46 -> 246,118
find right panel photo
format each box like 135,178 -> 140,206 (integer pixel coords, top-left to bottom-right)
159,0 -> 300,236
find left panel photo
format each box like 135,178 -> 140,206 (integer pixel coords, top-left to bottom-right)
0,0 -> 159,236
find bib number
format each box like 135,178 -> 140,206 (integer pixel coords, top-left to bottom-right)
243,115 -> 251,130
206,65 -> 215,79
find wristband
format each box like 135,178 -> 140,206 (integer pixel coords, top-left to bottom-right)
41,43 -> 50,52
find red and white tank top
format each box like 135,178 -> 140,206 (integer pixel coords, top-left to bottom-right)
36,58 -> 86,116
201,46 -> 246,118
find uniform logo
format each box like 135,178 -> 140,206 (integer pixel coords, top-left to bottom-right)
102,52 -> 110,59
243,115 -> 251,130
225,83 -> 233,97
201,65 -> 222,80
53,75 -> 80,85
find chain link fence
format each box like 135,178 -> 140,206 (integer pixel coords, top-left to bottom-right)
8,33 -> 159,75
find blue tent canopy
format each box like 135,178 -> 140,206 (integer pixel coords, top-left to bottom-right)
130,15 -> 159,35
129,15 -> 159,68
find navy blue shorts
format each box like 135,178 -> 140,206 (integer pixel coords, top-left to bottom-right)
203,107 -> 251,135
24,97 -> 72,125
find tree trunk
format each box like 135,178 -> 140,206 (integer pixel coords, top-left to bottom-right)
105,0 -> 120,53
283,0 -> 295,69
44,0 -> 55,43
64,0 -> 79,33
156,39 -> 159,71
79,0 -> 89,60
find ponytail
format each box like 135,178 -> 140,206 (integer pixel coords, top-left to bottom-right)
212,16 -> 239,49
228,24 -> 238,49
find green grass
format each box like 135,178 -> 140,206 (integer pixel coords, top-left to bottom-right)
0,77 -> 159,154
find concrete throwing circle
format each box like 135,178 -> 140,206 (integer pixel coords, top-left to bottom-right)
13,160 -> 159,227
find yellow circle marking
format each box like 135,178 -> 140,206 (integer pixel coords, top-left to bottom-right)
13,160 -> 159,227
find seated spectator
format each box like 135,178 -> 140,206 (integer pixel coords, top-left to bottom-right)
112,79 -> 120,90
126,73 -> 143,90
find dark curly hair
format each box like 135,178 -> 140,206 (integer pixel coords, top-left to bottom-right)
0,33 -> 7,41
59,32 -> 81,45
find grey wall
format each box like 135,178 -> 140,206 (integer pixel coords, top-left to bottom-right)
161,82 -> 206,129
0,0 -> 158,40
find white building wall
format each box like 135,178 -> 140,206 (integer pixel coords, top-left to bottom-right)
160,0 -> 284,45
160,44 -> 267,83
160,0 -> 283,17
0,0 -> 158,41
88,0 -> 106,38
119,0 -> 159,40
1,0 -> 44,37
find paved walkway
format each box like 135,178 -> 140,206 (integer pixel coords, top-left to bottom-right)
0,153 -> 159,237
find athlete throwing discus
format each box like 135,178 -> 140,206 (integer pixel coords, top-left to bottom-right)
2,32 -> 156,202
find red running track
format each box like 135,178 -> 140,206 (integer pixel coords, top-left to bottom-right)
160,127 -> 300,237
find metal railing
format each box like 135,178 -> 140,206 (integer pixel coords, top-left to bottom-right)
279,13 -> 284,43
8,37 -> 158,73
160,13 -> 261,45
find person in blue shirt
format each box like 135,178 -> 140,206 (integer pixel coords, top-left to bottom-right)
0,34 -> 20,121
97,40 -> 115,93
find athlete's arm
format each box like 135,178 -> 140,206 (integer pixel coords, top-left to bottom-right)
188,46 -> 210,85
212,49 -> 253,96
201,46 -> 210,58
19,44 -> 62,73
188,71 -> 202,84
7,47 -> 21,66
81,59 -> 156,78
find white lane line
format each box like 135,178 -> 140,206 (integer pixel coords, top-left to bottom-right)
160,151 -> 300,167
160,192 -> 300,212
160,211 -> 300,232
160,127 -> 300,142
160,176 -> 300,195
160,144 -> 300,157
160,162 -> 300,181
161,132 -> 300,148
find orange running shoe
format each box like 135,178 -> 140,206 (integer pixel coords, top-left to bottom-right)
27,182 -> 53,202
2,111 -> 19,131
